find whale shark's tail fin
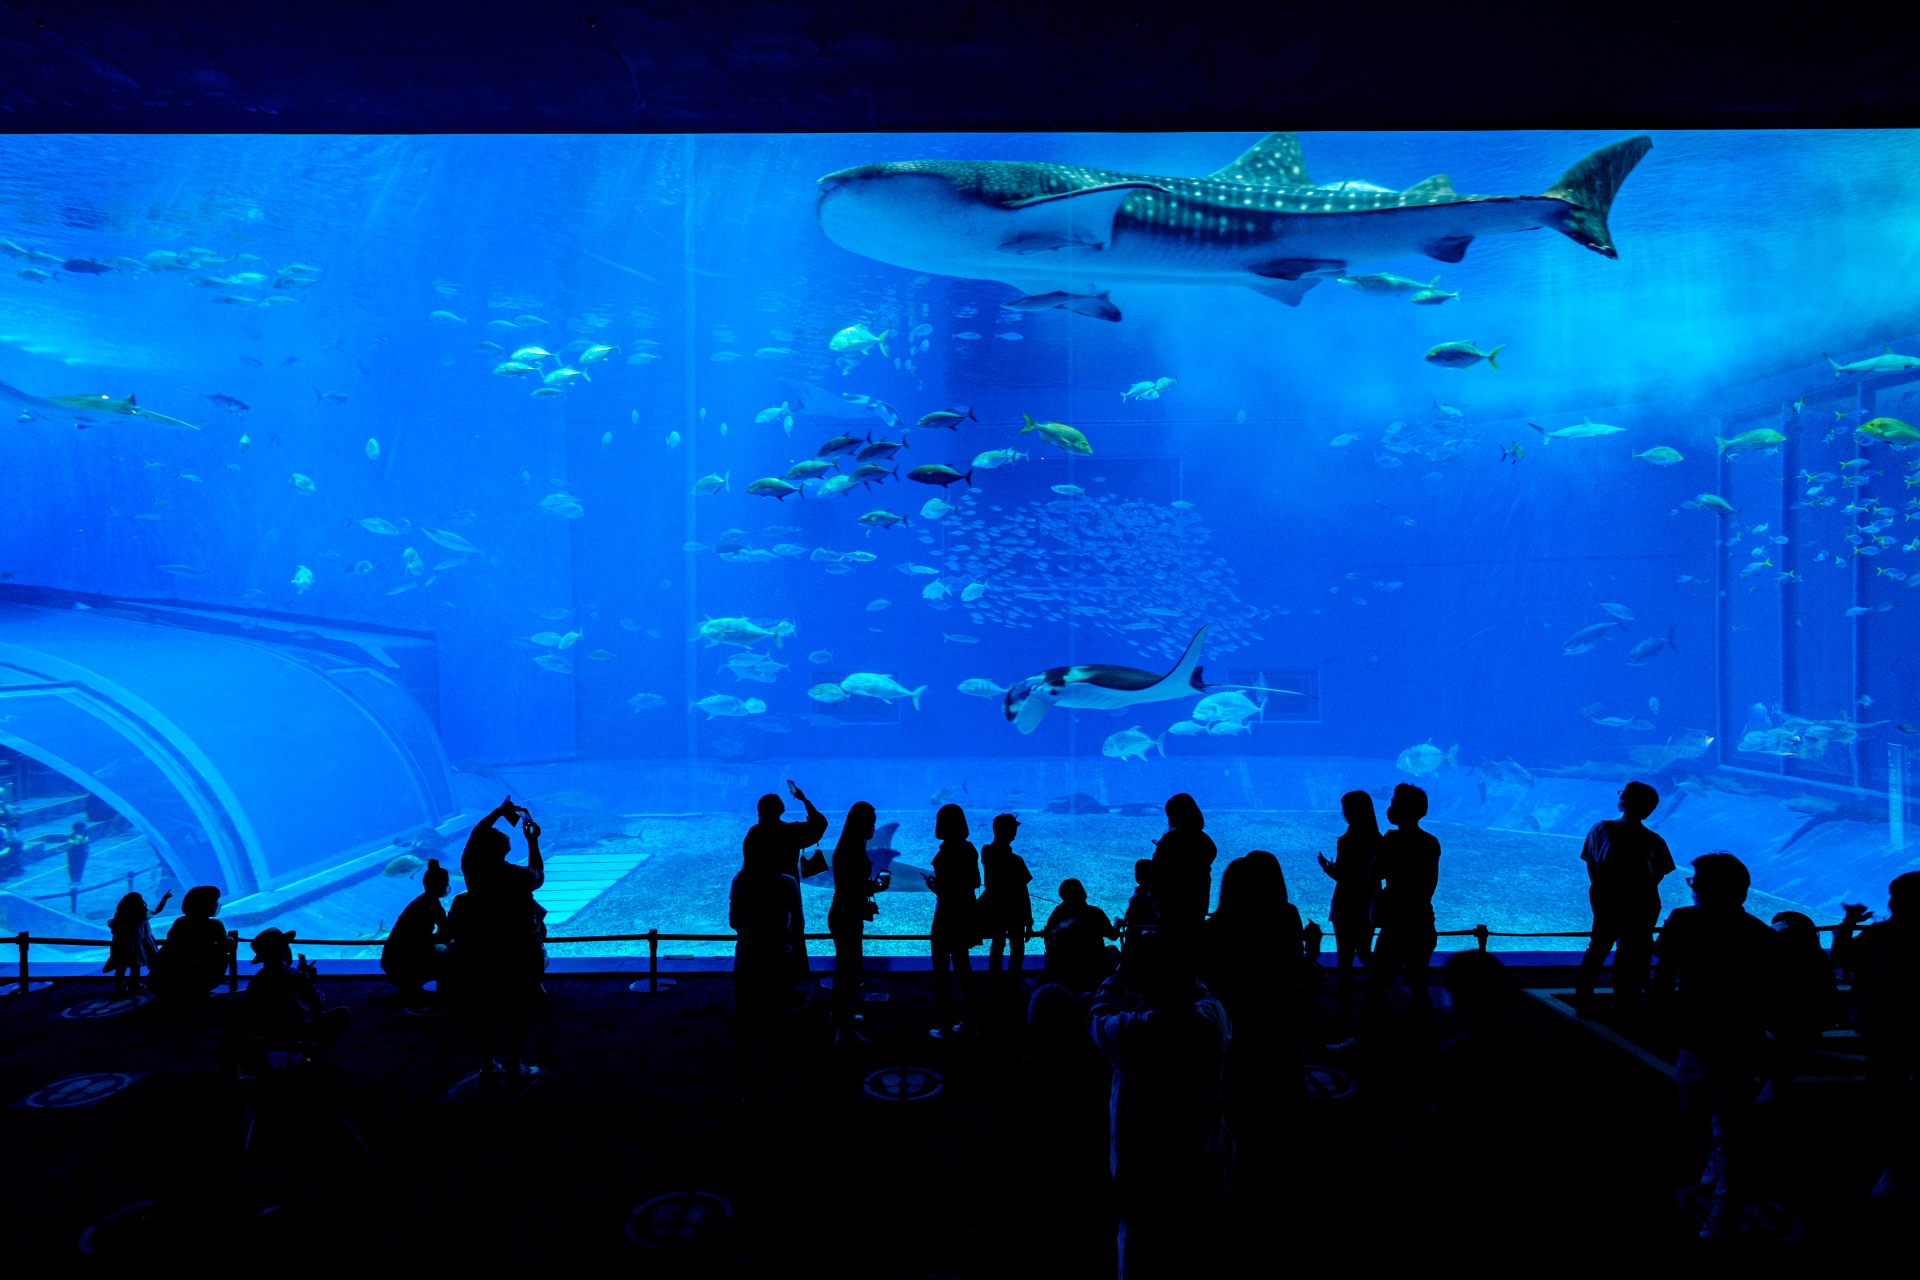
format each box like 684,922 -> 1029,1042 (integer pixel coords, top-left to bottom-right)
1541,135 -> 1652,259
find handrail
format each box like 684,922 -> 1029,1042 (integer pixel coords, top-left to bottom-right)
9,918 -> 1865,997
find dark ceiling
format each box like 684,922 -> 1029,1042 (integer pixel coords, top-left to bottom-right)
3,0 -> 1919,132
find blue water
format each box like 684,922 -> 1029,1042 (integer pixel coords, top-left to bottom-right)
0,132 -> 1914,954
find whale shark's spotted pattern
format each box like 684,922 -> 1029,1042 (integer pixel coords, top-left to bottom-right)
817,133 -> 1652,318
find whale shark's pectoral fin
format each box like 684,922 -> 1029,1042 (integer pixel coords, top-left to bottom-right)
1252,258 -> 1344,282
1247,277 -> 1321,307
996,181 -> 1167,255
1421,235 -> 1474,263
1402,174 -> 1456,197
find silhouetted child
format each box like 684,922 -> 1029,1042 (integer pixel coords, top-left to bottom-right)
1575,780 -> 1675,1024
382,858 -> 451,997
1364,783 -> 1441,1021
154,885 -> 232,1004
979,813 -> 1033,989
1043,878 -> 1119,994
105,890 -> 170,992
1123,859 -> 1160,934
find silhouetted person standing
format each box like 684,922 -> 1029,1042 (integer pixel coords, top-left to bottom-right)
1151,793 -> 1216,932
454,797 -> 545,1093
1202,851 -> 1310,1191
1044,879 -> 1120,994
980,813 -> 1033,991
744,781 -> 827,983
1364,783 -> 1441,1021
1575,781 -> 1674,1023
1652,851 -> 1780,1237
382,858 -> 451,997
827,801 -> 887,1043
1318,790 -> 1381,1020
1836,871 -> 1919,1201
1089,929 -> 1233,1278
925,803 -> 981,1040
731,845 -> 803,1101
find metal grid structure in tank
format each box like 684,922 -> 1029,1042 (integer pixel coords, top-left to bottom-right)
1713,353 -> 1920,794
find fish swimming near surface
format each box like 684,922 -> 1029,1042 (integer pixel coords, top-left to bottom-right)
816,133 -> 1650,317
1827,345 -> 1920,378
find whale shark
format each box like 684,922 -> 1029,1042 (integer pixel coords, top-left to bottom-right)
817,133 -> 1652,319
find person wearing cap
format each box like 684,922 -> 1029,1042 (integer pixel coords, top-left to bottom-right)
216,927 -> 350,1072
979,813 -> 1034,992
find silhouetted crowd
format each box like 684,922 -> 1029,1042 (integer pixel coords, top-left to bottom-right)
94,778 -> 1916,1272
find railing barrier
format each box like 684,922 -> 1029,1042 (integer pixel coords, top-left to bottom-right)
3,919 -> 1866,996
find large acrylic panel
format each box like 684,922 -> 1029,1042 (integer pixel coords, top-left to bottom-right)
0,131 -> 1915,959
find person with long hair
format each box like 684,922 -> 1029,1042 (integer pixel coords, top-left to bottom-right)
154,885 -> 232,1005
1152,793 -> 1217,931
1318,790 -> 1381,1020
924,803 -> 981,1040
828,801 -> 888,1043
105,889 -> 170,993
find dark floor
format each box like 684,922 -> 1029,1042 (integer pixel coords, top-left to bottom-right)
0,964 -> 1895,1272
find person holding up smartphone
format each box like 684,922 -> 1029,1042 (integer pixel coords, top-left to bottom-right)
742,781 -> 828,990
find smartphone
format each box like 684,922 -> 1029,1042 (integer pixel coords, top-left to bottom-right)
785,779 -> 800,798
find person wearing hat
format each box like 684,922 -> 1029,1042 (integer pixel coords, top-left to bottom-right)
216,927 -> 350,1072
979,813 -> 1034,993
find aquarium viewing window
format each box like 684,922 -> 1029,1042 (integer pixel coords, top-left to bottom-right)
0,130 -> 1913,965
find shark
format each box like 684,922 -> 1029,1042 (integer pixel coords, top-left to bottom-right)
817,133 -> 1652,319
0,381 -> 199,430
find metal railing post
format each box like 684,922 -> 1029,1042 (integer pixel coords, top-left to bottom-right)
648,929 -> 659,993
15,931 -> 27,995
227,929 -> 240,993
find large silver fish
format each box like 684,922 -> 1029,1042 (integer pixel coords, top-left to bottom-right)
818,133 -> 1651,319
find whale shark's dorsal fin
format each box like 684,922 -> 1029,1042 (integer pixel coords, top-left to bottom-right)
1402,174 -> 1456,198
1209,132 -> 1311,187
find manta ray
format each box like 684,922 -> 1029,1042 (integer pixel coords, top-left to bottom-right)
817,133 -> 1651,320
0,381 -> 199,430
799,822 -> 931,891
1004,626 -> 1215,734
